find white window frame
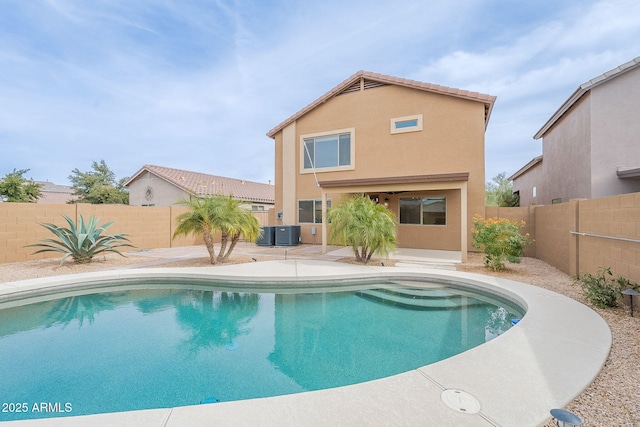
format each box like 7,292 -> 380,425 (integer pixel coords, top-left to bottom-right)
300,128 -> 355,174
390,114 -> 423,134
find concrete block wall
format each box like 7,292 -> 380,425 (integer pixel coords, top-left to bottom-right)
531,201 -> 578,276
0,203 -> 212,264
577,193 -> 640,283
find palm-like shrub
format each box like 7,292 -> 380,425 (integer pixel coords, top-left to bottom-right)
327,194 -> 397,264
28,215 -> 133,264
173,195 -> 262,264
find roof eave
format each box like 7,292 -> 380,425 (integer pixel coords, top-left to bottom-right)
508,155 -> 543,181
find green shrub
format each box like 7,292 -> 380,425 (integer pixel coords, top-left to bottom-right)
574,267 -> 637,308
27,214 -> 133,264
471,215 -> 531,271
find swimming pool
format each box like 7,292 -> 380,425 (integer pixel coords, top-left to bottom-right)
0,260 -> 610,426
0,279 -> 523,420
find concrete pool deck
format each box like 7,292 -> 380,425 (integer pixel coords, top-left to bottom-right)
0,260 -> 611,426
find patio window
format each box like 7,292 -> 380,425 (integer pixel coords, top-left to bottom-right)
399,196 -> 446,225
302,131 -> 352,170
299,199 -> 331,224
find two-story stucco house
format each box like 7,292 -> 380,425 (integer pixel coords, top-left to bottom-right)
511,56 -> 640,206
267,71 -> 496,260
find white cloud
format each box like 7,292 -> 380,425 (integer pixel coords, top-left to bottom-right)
1,0 -> 639,186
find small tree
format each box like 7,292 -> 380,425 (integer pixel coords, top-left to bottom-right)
486,172 -> 519,207
0,169 -> 43,202
68,160 -> 129,204
327,194 -> 397,264
472,215 -> 531,271
173,195 -> 262,264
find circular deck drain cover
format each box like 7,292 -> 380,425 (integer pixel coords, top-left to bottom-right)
440,389 -> 481,414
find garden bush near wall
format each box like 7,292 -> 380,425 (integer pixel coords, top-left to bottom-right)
574,267 -> 640,308
472,215 -> 531,271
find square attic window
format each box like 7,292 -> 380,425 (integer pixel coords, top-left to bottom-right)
390,114 -> 423,134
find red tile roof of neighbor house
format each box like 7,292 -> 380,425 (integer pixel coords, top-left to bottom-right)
126,165 -> 275,204
266,70 -> 497,138
534,56 -> 640,139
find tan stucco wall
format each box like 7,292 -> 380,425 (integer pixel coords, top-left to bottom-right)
540,94 -> 592,205
128,171 -> 190,206
590,67 -> 640,198
271,83 -> 487,251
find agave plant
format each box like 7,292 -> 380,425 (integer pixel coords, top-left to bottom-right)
27,214 -> 133,264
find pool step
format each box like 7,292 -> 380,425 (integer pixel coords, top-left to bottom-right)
356,288 -> 483,310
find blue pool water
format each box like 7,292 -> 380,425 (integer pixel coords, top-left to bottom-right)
0,281 -> 523,420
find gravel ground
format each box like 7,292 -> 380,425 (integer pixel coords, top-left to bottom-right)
0,248 -> 638,427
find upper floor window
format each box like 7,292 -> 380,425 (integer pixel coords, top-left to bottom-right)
390,114 -> 423,134
301,129 -> 355,172
399,196 -> 446,225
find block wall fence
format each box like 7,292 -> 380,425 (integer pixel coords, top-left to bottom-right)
0,203 -> 270,264
1,196 -> 639,286
487,192 -> 640,285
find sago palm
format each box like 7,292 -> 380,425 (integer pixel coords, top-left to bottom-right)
27,214 -> 133,264
173,195 -> 262,264
327,194 -> 397,264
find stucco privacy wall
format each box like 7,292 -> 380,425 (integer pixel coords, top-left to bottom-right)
489,194 -> 640,285
0,203 -> 205,264
532,201 -> 578,276
578,193 -> 640,282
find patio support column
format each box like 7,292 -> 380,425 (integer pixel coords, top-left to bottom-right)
461,181 -> 468,262
321,191 -> 328,254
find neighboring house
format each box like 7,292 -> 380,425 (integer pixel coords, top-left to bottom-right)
267,71 -> 496,260
125,165 -> 275,209
508,156 -> 542,206
512,56 -> 640,205
36,181 -> 77,204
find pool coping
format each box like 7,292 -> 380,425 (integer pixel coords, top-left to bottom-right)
0,260 -> 611,427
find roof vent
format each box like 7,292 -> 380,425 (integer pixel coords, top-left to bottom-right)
363,79 -> 388,90
339,80 -> 361,95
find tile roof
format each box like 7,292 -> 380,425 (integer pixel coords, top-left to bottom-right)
534,56 -> 640,139
266,70 -> 497,138
125,165 -> 275,204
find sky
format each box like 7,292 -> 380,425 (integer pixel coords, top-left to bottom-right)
1,0 -> 639,187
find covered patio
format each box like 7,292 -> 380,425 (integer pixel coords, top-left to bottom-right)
317,173 -> 471,261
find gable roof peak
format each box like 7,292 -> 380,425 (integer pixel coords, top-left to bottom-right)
266,71 -> 496,138
534,55 -> 640,139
